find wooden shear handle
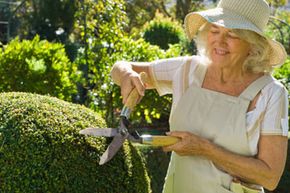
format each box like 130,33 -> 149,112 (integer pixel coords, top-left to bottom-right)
141,135 -> 180,146
120,72 -> 147,119
124,72 -> 147,110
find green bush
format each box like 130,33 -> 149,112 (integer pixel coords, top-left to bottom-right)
12,0 -> 77,43
137,146 -> 171,193
0,92 -> 150,193
0,36 -> 77,101
142,13 -> 184,50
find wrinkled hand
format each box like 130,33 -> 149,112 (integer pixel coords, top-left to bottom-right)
163,131 -> 210,156
120,70 -> 146,104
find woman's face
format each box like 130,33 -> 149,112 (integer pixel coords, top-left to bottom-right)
207,24 -> 251,68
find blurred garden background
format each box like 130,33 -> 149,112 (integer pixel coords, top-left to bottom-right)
0,0 -> 289,193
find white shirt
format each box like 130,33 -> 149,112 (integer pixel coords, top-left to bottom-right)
149,56 -> 289,155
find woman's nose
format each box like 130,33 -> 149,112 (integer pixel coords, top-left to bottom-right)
216,33 -> 227,44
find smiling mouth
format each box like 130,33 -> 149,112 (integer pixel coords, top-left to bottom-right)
214,48 -> 229,55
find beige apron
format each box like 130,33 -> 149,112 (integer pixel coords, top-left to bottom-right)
162,60 -> 273,193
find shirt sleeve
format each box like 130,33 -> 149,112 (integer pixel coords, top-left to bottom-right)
149,56 -> 190,96
261,81 -> 289,136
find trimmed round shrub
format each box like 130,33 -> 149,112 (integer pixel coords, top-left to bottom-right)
0,92 -> 150,193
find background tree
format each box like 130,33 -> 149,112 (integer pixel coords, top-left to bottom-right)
124,0 -> 205,32
13,0 -> 77,43
0,1 -> 9,44
72,0 -> 129,123
175,0 -> 204,21
0,0 -> 26,44
124,0 -> 172,33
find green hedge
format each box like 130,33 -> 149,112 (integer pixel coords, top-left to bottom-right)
142,13 -> 184,50
0,36 -> 77,101
0,92 -> 150,193
137,146 -> 170,193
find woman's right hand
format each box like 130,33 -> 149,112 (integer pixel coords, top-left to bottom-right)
111,61 -> 152,104
120,69 -> 146,104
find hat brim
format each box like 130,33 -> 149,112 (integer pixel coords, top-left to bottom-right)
267,39 -> 287,67
184,7 -> 287,66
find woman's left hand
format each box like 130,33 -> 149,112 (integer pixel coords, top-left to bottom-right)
163,131 -> 210,156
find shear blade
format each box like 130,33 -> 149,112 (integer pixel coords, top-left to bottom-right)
79,128 -> 118,137
99,132 -> 128,165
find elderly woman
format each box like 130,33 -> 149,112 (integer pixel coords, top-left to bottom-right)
110,0 -> 288,192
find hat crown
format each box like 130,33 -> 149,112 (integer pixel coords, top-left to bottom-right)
217,0 -> 270,31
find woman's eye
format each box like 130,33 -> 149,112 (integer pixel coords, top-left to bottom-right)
228,32 -> 239,39
210,30 -> 219,34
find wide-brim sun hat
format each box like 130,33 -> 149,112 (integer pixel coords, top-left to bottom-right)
184,0 -> 287,66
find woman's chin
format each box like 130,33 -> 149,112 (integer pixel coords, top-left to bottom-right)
211,58 -> 229,67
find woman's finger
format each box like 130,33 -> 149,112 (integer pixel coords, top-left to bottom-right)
120,72 -> 146,104
120,76 -> 134,104
131,74 -> 145,96
166,131 -> 191,138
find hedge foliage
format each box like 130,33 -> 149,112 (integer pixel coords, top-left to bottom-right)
0,92 -> 150,193
0,36 -> 77,101
137,146 -> 171,193
142,12 -> 184,50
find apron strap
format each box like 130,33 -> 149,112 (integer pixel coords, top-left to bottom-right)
182,58 -> 192,93
182,58 -> 208,93
239,75 -> 274,101
194,62 -> 208,87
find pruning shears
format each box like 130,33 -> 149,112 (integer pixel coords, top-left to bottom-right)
79,72 -> 180,165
